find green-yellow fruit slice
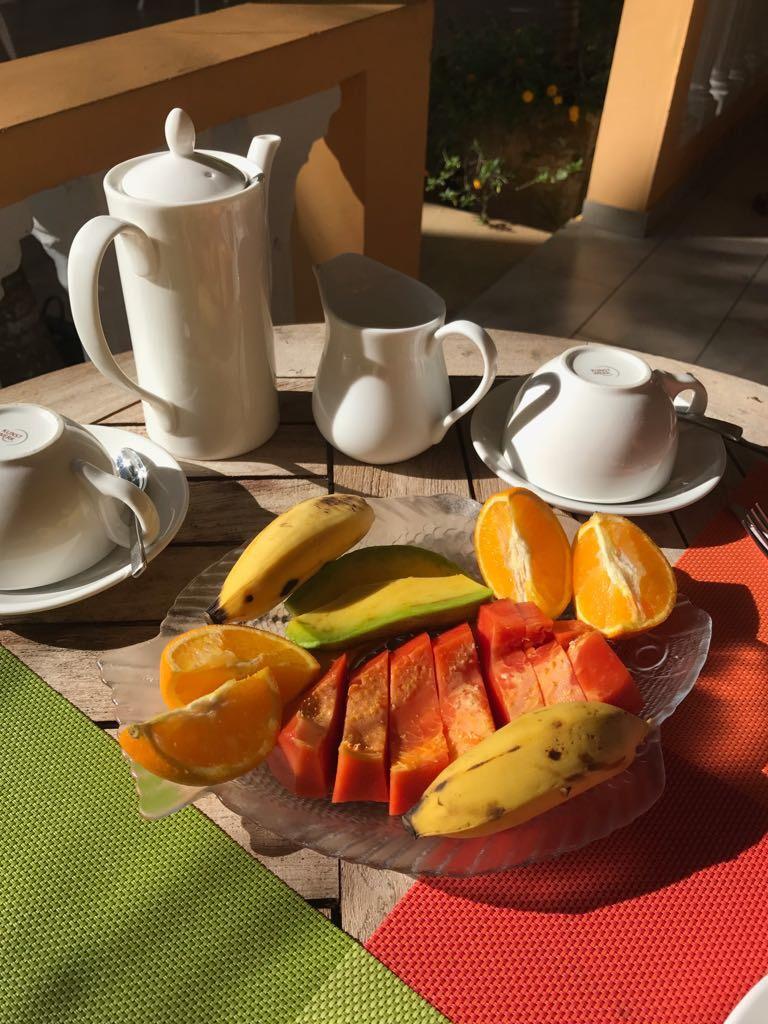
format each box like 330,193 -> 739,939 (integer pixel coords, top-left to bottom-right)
285,544 -> 462,615
286,574 -> 492,649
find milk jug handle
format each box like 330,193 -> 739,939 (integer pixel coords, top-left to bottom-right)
68,216 -> 176,431
431,320 -> 498,440
653,369 -> 708,416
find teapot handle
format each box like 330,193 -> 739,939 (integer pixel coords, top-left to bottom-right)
431,320 -> 498,441
68,216 -> 176,432
653,369 -> 708,417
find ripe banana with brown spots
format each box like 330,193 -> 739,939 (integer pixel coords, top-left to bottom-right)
207,495 -> 374,623
405,701 -> 650,838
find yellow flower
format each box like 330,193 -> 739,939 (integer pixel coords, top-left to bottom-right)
552,94 -> 563,106
522,89 -> 534,103
472,177 -> 482,191
568,104 -> 580,123
546,84 -> 558,97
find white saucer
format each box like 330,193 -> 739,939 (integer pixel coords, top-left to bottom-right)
0,425 -> 189,617
724,977 -> 768,1024
471,378 -> 727,516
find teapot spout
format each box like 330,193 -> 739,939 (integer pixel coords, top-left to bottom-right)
246,134 -> 281,199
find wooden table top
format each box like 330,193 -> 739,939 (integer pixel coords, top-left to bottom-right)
2,323 -> 766,942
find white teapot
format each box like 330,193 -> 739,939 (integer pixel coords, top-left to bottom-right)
68,109 -> 281,461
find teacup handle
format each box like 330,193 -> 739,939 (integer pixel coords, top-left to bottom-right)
68,216 -> 176,431
431,320 -> 498,442
73,460 -> 161,549
654,369 -> 708,416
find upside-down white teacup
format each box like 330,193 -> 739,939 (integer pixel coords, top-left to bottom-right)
0,404 -> 160,591
503,346 -> 708,503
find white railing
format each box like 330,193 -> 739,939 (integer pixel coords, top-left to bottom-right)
684,0 -> 768,140
585,0 -> 768,234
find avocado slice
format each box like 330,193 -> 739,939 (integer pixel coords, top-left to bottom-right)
285,574 -> 492,649
285,544 -> 462,615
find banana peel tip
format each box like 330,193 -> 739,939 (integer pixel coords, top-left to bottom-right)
401,810 -> 418,838
207,601 -> 226,624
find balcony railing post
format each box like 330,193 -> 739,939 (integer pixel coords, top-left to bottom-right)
709,0 -> 749,112
584,0 -> 708,232
291,2 -> 433,319
685,0 -> 723,138
0,202 -> 32,302
585,0 -> 768,234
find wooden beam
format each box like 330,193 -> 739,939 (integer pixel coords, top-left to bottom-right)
0,1 -> 431,208
0,1 -> 433,321
1,4 -> 395,132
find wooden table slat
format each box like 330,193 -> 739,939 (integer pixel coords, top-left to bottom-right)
25,546 -> 234,624
0,623 -> 162,719
178,478 -> 329,545
96,379 -> 317,426
107,423 -> 328,480
2,323 -> 766,936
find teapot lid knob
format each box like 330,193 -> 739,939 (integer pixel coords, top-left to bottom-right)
120,107 -> 249,203
165,108 -> 196,157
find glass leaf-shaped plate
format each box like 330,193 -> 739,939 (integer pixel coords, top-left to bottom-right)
101,495 -> 711,876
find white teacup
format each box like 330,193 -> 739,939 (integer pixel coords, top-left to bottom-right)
503,346 -> 708,503
0,404 -> 160,591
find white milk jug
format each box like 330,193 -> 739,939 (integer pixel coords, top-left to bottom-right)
68,109 -> 281,460
312,254 -> 497,464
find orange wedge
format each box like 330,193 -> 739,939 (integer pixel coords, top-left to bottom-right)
119,668 -> 281,786
573,513 -> 676,638
159,624 -> 320,709
474,487 -> 572,618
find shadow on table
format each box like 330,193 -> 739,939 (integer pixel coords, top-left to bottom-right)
676,568 -> 758,612
677,503 -> 746,550
421,754 -> 768,914
241,817 -> 302,859
681,467 -> 768,550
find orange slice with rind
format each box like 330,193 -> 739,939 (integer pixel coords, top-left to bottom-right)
119,667 -> 282,786
573,513 -> 676,638
159,624 -> 320,709
474,487 -> 572,618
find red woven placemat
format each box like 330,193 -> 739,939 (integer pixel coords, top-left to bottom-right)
367,468 -> 768,1024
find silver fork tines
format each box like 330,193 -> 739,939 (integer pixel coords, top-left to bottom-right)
731,500 -> 768,558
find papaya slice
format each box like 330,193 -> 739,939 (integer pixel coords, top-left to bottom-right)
433,623 -> 495,759
388,634 -> 450,816
267,655 -> 348,798
567,631 -> 643,714
527,640 -> 585,706
332,651 -> 389,804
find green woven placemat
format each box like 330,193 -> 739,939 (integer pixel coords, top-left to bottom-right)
0,646 -> 447,1024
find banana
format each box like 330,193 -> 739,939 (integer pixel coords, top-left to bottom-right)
207,495 -> 374,623
404,701 -> 650,838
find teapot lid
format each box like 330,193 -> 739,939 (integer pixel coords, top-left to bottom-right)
121,109 -> 249,203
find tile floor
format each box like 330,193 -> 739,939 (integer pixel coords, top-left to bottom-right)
461,113 -> 768,386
